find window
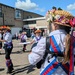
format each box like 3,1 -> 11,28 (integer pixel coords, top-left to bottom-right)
15,10 -> 21,18
0,8 -> 3,17
26,15 -> 32,19
25,21 -> 36,24
0,8 -> 2,12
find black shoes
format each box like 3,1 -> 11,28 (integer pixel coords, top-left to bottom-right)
6,69 -> 12,74
22,50 -> 25,52
6,67 -> 14,74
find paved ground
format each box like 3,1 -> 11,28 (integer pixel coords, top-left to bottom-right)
0,39 -> 40,75
0,39 -> 75,75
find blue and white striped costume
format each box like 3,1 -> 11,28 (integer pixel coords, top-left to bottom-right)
28,29 -> 69,75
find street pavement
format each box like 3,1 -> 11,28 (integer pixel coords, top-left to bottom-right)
0,39 -> 75,75
0,39 -> 40,75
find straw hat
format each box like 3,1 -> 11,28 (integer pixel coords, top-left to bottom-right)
0,26 -> 11,30
55,10 -> 73,19
1,26 -> 7,30
22,32 -> 27,34
0,26 -> 2,30
46,9 -> 74,27
35,30 -> 42,33
6,26 -> 10,30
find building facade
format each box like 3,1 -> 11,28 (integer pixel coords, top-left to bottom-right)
0,3 -> 49,37
23,17 -> 49,36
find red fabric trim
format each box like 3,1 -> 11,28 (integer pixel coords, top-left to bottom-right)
50,38 -> 58,53
43,62 -> 58,75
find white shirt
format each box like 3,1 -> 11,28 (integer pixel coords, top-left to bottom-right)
28,29 -> 67,75
20,34 -> 27,40
0,33 -> 2,39
3,32 -> 12,44
33,36 -> 42,43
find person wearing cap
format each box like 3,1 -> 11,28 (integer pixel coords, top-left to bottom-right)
30,29 -> 42,49
28,8 -> 74,75
20,31 -> 27,52
0,26 -> 13,73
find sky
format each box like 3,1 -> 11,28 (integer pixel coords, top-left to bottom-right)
0,0 -> 75,16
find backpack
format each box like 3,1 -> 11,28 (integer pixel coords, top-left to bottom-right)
36,37 -> 50,69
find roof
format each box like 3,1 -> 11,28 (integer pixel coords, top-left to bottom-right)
23,17 -> 46,21
0,3 -> 43,17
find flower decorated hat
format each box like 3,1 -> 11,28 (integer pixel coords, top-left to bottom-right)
7,26 -> 10,30
35,30 -> 42,33
22,32 -> 27,34
0,26 -> 2,30
46,8 -> 75,27
1,26 -> 7,30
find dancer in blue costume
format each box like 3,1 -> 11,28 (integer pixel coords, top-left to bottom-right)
28,8 -> 74,75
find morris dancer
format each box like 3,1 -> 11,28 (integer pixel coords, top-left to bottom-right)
20,32 -> 27,52
30,30 -> 42,49
0,27 -> 2,54
28,8 -> 74,75
0,26 -> 13,73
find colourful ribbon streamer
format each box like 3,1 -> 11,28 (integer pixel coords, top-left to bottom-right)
69,27 -> 74,75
